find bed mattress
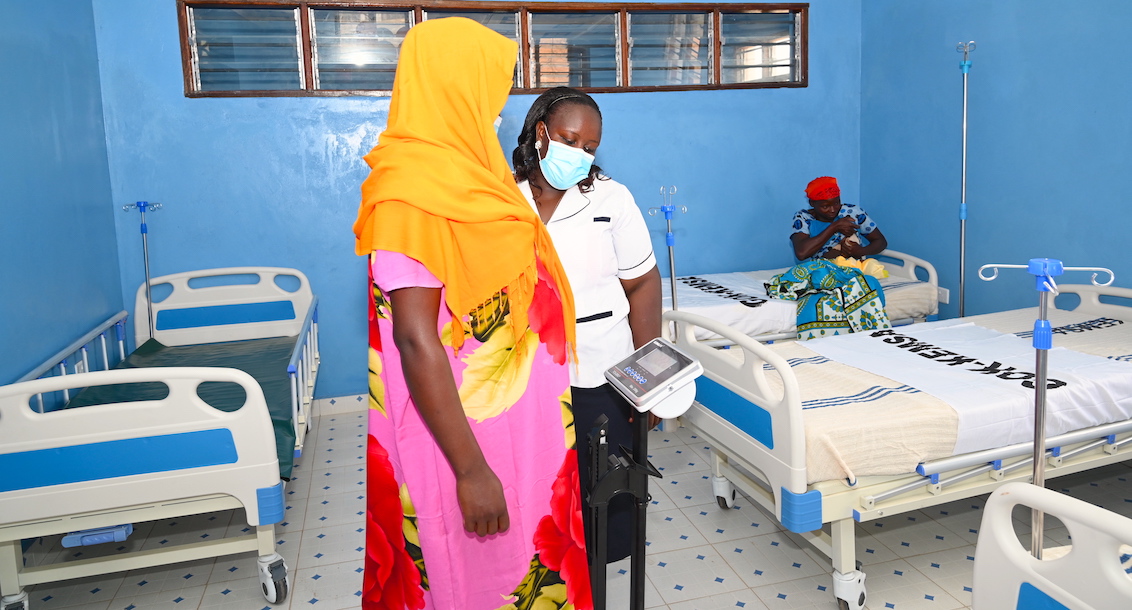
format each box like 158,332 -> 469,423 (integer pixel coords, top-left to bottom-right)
65,337 -> 297,479
714,308 -> 1132,483
664,268 -> 938,342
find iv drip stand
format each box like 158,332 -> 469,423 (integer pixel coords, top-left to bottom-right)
122,201 -> 162,341
958,41 -> 975,317
978,259 -> 1114,559
649,186 -> 687,340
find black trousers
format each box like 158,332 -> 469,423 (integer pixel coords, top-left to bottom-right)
573,383 -> 635,564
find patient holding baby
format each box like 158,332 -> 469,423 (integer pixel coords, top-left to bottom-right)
790,176 -> 888,263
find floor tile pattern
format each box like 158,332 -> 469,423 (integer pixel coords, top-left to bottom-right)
18,415 -> 1132,609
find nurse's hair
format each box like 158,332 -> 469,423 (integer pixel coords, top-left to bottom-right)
512,86 -> 605,194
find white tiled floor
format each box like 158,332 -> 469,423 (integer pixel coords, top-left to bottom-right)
17,414 -> 1132,609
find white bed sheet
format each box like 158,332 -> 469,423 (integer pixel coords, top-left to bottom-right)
663,268 -> 938,343
717,308 -> 1132,483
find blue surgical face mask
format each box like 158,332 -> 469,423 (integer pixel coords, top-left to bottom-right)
539,139 -> 595,190
493,116 -> 502,134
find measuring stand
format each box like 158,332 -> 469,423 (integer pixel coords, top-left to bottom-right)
586,338 -> 702,610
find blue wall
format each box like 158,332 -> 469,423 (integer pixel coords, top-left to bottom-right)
0,2 -> 120,383
91,0 -> 862,397
861,0 -> 1132,317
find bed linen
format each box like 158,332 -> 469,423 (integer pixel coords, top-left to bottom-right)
715,309 -> 1132,483
665,269 -> 937,343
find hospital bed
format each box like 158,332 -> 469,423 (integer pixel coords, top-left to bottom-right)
663,249 -> 940,345
0,267 -> 320,609
665,283 -> 1132,610
973,482 -> 1132,609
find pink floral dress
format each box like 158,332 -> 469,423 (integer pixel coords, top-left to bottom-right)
363,250 -> 591,610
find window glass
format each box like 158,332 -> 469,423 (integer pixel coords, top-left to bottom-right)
312,9 -> 411,91
189,7 -> 303,91
720,12 -> 796,84
424,11 -> 522,86
628,12 -> 711,87
530,12 -> 618,89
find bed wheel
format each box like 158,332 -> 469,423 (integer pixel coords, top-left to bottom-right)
833,569 -> 866,610
258,553 -> 290,604
716,493 -> 735,509
1,592 -> 28,610
712,476 -> 736,509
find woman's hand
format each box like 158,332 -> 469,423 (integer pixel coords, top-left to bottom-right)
830,216 -> 858,236
456,464 -> 510,537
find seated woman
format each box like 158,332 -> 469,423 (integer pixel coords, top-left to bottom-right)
790,176 -> 888,261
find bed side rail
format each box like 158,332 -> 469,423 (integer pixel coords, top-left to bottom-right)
17,311 -> 130,413
1057,283 -> 1132,322
875,249 -> 939,287
136,267 -> 314,346
974,482 -> 1132,609
665,310 -> 808,494
287,296 -> 320,456
0,367 -> 283,526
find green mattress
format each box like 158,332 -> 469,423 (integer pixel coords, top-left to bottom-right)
66,337 -> 298,479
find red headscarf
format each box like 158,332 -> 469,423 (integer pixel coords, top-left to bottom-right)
805,176 -> 840,201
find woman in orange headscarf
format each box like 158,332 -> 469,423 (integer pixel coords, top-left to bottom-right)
354,18 -> 591,610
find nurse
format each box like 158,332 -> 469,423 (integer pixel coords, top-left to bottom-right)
791,176 -> 888,260
512,87 -> 662,566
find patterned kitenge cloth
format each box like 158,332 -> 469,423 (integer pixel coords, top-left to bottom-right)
766,259 -> 891,340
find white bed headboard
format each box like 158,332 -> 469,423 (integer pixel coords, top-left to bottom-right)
135,267 -> 314,347
875,249 -> 939,287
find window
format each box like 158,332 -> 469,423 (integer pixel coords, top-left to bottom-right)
177,1 -> 808,97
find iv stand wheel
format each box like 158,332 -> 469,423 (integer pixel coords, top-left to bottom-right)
1,592 -> 28,610
712,476 -> 736,509
833,568 -> 866,610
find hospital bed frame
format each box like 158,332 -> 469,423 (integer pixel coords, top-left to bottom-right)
0,267 -> 320,610
666,283 -> 1132,610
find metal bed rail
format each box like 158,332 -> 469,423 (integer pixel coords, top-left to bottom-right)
287,297 -> 320,457
16,311 -> 129,413
860,423 -> 1132,511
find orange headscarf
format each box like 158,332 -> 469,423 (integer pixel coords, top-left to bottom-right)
805,176 -> 840,201
353,17 -> 575,359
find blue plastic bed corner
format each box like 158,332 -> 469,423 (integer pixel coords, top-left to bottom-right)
257,481 -> 286,524
779,487 -> 822,533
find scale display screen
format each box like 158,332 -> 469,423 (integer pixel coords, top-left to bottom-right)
606,338 -> 699,405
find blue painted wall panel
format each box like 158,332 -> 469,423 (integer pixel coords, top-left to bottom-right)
0,1 -> 121,384
861,1 -> 1132,318
89,0 -> 861,397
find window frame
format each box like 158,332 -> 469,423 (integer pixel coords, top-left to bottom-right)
176,0 -> 808,97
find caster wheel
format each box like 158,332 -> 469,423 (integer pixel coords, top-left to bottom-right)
716,492 -> 736,509
263,577 -> 288,605
711,476 -> 735,509
258,554 -> 291,604
1,591 -> 29,610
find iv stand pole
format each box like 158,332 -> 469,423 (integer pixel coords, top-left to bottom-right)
979,260 -> 1115,559
957,41 -> 975,317
122,201 -> 162,341
649,186 -> 687,340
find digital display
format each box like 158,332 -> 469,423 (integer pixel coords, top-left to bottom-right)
638,348 -> 676,376
608,338 -> 696,400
